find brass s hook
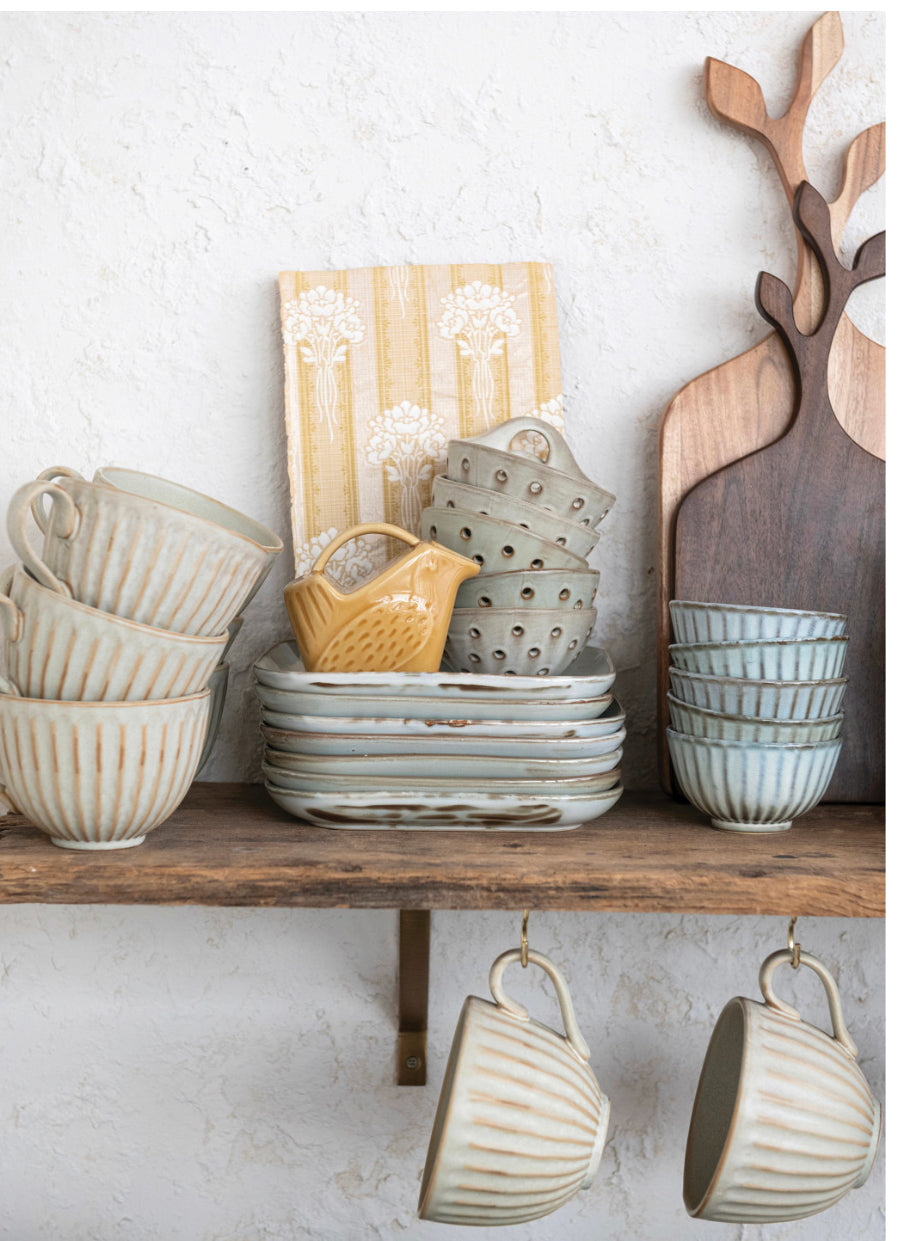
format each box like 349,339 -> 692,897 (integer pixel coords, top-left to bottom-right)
788,916 -> 801,969
521,910 -> 530,968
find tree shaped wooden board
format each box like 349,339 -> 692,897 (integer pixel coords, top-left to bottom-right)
674,184 -> 885,803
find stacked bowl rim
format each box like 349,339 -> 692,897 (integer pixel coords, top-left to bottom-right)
669,599 -> 847,643
667,667 -> 848,721
669,636 -> 848,681
667,693 -> 843,743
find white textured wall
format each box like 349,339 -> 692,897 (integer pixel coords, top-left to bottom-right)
0,12 -> 884,1240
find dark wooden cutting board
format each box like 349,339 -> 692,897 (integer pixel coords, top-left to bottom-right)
674,183 -> 885,803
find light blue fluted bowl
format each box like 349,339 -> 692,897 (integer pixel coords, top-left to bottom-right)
669,636 -> 847,681
669,600 -> 847,644
667,694 -> 843,743
667,668 -> 847,720
667,729 -> 842,832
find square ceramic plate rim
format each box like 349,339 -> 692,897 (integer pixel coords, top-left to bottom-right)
262,746 -> 624,779
259,692 -> 616,723
260,722 -> 627,758
261,765 -> 622,794
263,781 -> 624,830
254,639 -> 615,697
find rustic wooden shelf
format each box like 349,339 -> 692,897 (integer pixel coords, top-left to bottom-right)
0,782 -> 883,917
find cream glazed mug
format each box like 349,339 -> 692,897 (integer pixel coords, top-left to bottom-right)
418,949 -> 610,1226
683,948 -> 881,1223
7,466 -> 282,636
0,564 -> 227,701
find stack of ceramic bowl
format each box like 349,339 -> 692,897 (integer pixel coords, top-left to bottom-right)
0,465 -> 281,849
420,416 -> 614,677
666,600 -> 848,833
254,639 -> 626,830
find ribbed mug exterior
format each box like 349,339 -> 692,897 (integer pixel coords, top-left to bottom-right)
0,565 -> 227,701
684,950 -> 881,1223
667,668 -> 848,720
667,730 -> 841,831
8,471 -> 279,635
669,600 -> 848,643
419,949 -> 609,1226
0,691 -> 210,848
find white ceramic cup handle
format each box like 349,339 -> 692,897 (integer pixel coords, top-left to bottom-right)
489,948 -> 591,1062
475,416 -> 581,475
33,466 -> 85,533
6,480 -> 78,598
759,948 -> 858,1059
311,522 -> 420,574
0,565 -> 23,644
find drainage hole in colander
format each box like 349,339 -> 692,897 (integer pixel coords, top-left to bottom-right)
461,457 -> 471,471
468,627 -> 481,638
568,639 -> 578,649
529,482 -> 542,495
429,526 -> 437,538
572,498 -> 585,510
473,554 -> 484,564
477,596 -> 491,608
511,625 -> 524,637
492,649 -> 506,660
574,600 -> 583,609
530,558 -> 544,570
538,668 -> 550,675
461,527 -> 472,540
528,647 -> 541,658
495,469 -> 508,483
446,500 -> 455,508
501,545 -> 515,558
468,653 -> 481,663
556,537 -> 567,546
550,627 -> 562,638
559,588 -> 570,600
521,586 -> 534,599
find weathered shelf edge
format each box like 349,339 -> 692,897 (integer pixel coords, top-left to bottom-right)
0,783 -> 884,918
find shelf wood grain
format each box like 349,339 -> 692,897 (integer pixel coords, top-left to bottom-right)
0,783 -> 883,917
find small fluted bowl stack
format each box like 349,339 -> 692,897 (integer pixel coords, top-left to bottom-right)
666,601 -> 848,833
0,466 -> 281,848
422,416 -> 614,677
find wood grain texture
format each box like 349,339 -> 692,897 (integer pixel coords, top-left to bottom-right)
0,783 -> 883,917
658,12 -> 885,790
675,185 -> 885,803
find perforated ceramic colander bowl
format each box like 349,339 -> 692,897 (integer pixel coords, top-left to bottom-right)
444,606 -> 597,675
422,507 -> 588,575
454,567 -> 600,611
445,416 -> 615,528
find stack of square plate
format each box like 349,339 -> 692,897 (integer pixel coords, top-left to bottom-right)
253,641 -> 625,830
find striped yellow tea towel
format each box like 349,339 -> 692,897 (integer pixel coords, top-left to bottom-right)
279,262 -> 563,581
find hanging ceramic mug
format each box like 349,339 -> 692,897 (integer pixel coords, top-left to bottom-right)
418,948 -> 610,1226
683,948 -> 881,1223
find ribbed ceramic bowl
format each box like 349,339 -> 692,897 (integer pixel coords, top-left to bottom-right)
455,568 -> 599,611
431,475 -> 600,558
0,690 -> 210,848
446,416 -> 615,527
669,637 -> 848,681
196,662 -> 230,775
668,668 -> 848,720
667,695 -> 843,743
444,607 -> 596,676
422,507 -> 587,574
666,729 -> 841,831
669,600 -> 848,644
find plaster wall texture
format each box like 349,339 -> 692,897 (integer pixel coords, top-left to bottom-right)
0,11 -> 884,1240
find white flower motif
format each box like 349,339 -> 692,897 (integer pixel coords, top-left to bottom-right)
366,401 -> 448,531
387,265 -> 411,319
295,526 -> 376,592
282,286 -> 366,441
438,281 -> 521,428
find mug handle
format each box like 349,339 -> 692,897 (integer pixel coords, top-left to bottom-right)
489,948 -> 591,1062
759,948 -> 858,1059
0,565 -> 23,644
33,466 -> 85,533
312,523 -> 421,576
6,480 -> 79,598
469,417 -> 585,479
